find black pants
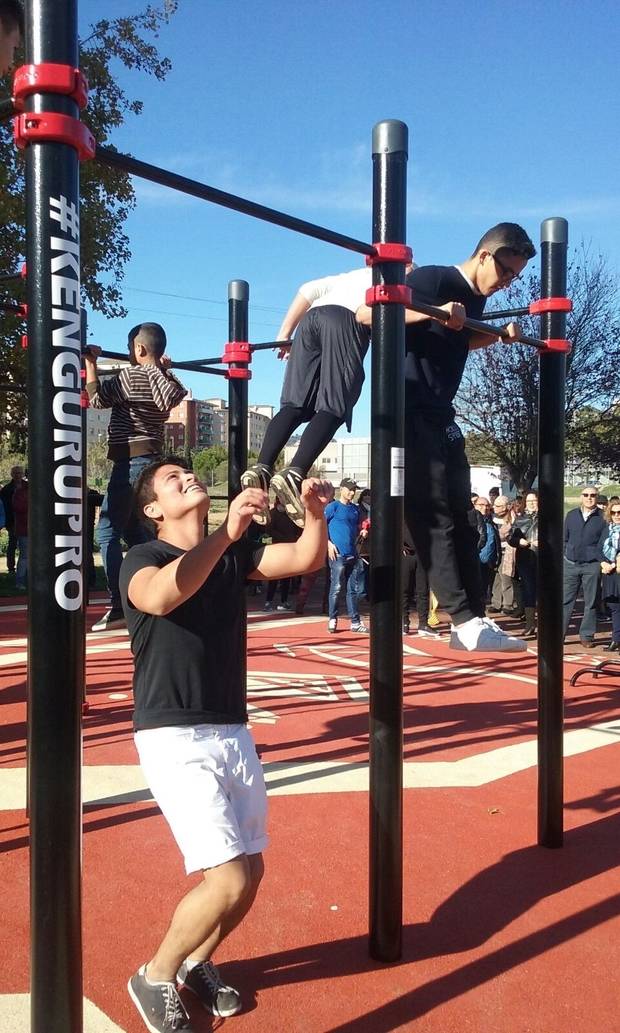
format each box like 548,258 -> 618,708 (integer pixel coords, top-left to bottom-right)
516,548 -> 537,607
5,527 -> 16,573
405,413 -> 484,625
402,552 -> 430,625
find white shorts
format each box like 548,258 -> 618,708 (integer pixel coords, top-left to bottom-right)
135,723 -> 269,875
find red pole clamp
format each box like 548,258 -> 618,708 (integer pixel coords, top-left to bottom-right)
80,368 -> 90,407
366,243 -> 413,266
222,341 -> 252,380
21,334 -> 28,350
365,284 -> 412,306
13,63 -> 89,110
14,112 -> 96,161
542,339 -> 571,353
529,297 -> 573,315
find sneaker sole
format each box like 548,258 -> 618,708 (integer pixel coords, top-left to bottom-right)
270,473 -> 305,527
449,637 -> 527,653
240,469 -> 270,525
183,980 -> 242,1018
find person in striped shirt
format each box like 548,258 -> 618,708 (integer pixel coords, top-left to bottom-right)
84,322 -> 187,631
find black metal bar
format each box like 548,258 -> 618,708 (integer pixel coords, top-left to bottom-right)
92,347 -> 227,376
227,279 -> 248,752
537,217 -> 568,849
24,1 -> 84,1031
0,96 -> 16,121
0,301 -> 26,314
0,270 -> 25,284
368,120 -> 407,963
180,341 -> 288,369
480,307 -> 531,320
409,299 -> 548,349
227,280 -> 249,500
95,145 -> 376,257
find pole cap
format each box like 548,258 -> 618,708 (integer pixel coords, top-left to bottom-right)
228,280 -> 249,301
372,120 -> 408,157
541,218 -> 568,245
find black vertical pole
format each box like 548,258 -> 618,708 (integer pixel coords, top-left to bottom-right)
368,120 -> 408,961
227,279 -> 249,700
537,217 -> 568,848
24,1 -> 84,1031
227,280 -> 249,499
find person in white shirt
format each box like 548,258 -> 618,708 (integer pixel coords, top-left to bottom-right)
242,266 -> 409,527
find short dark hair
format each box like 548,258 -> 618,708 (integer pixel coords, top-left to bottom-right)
0,1 -> 24,34
133,455 -> 190,533
128,322 -> 167,359
472,223 -> 536,260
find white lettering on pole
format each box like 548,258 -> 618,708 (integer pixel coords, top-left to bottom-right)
50,195 -> 83,611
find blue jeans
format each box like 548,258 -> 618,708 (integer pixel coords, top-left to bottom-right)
328,555 -> 363,622
97,455 -> 155,609
15,535 -> 28,588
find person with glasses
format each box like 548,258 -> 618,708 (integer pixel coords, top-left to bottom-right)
599,501 -> 620,652
359,223 -> 536,651
563,487 -> 607,647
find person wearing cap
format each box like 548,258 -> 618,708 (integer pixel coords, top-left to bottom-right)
325,478 -> 368,634
0,1 -> 22,76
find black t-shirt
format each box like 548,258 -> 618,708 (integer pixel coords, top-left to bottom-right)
405,265 -> 486,419
119,537 -> 256,731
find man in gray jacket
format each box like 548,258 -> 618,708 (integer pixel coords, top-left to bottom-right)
563,486 -> 607,647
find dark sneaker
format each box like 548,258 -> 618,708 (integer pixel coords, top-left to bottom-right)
91,607 -> 126,633
128,965 -> 193,1032
270,467 -> 305,528
263,601 -> 273,612
417,624 -> 441,639
177,960 -> 242,1018
276,602 -> 293,611
240,464 -> 272,525
402,621 -> 411,635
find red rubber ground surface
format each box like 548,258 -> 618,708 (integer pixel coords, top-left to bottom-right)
2,596 -> 620,1031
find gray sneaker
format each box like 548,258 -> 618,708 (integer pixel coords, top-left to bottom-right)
350,621 -> 369,633
128,965 -> 193,1032
177,959 -> 242,1018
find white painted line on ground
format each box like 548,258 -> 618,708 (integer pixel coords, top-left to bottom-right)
0,995 -> 125,1032
1,720 -> 619,809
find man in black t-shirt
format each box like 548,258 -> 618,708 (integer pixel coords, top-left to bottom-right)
120,458 -> 330,1032
358,222 -> 536,652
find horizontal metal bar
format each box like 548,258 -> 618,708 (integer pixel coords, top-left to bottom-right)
0,301 -> 25,315
479,307 -> 531,320
410,300 -> 548,350
95,145 -> 376,257
0,383 -> 27,393
0,97 -> 16,123
0,271 -> 24,284
90,348 -> 229,377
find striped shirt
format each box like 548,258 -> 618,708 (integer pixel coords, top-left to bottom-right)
87,364 -> 187,461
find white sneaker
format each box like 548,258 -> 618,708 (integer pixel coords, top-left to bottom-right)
450,616 -> 526,652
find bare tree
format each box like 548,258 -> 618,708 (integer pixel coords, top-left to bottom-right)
457,245 -> 620,490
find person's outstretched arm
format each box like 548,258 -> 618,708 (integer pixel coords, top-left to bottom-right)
127,488 -> 268,616
250,479 -> 331,579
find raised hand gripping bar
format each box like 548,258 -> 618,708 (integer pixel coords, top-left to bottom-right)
409,299 -> 570,353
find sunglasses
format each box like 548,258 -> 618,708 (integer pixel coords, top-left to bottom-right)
582,493 -> 598,498
611,509 -> 620,515
492,253 -> 522,284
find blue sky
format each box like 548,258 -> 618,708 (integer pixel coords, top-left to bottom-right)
79,0 -> 620,436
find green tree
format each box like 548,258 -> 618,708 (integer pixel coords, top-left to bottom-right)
86,439 -> 112,488
194,446 -> 228,486
0,3 -> 178,436
456,246 -> 620,491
